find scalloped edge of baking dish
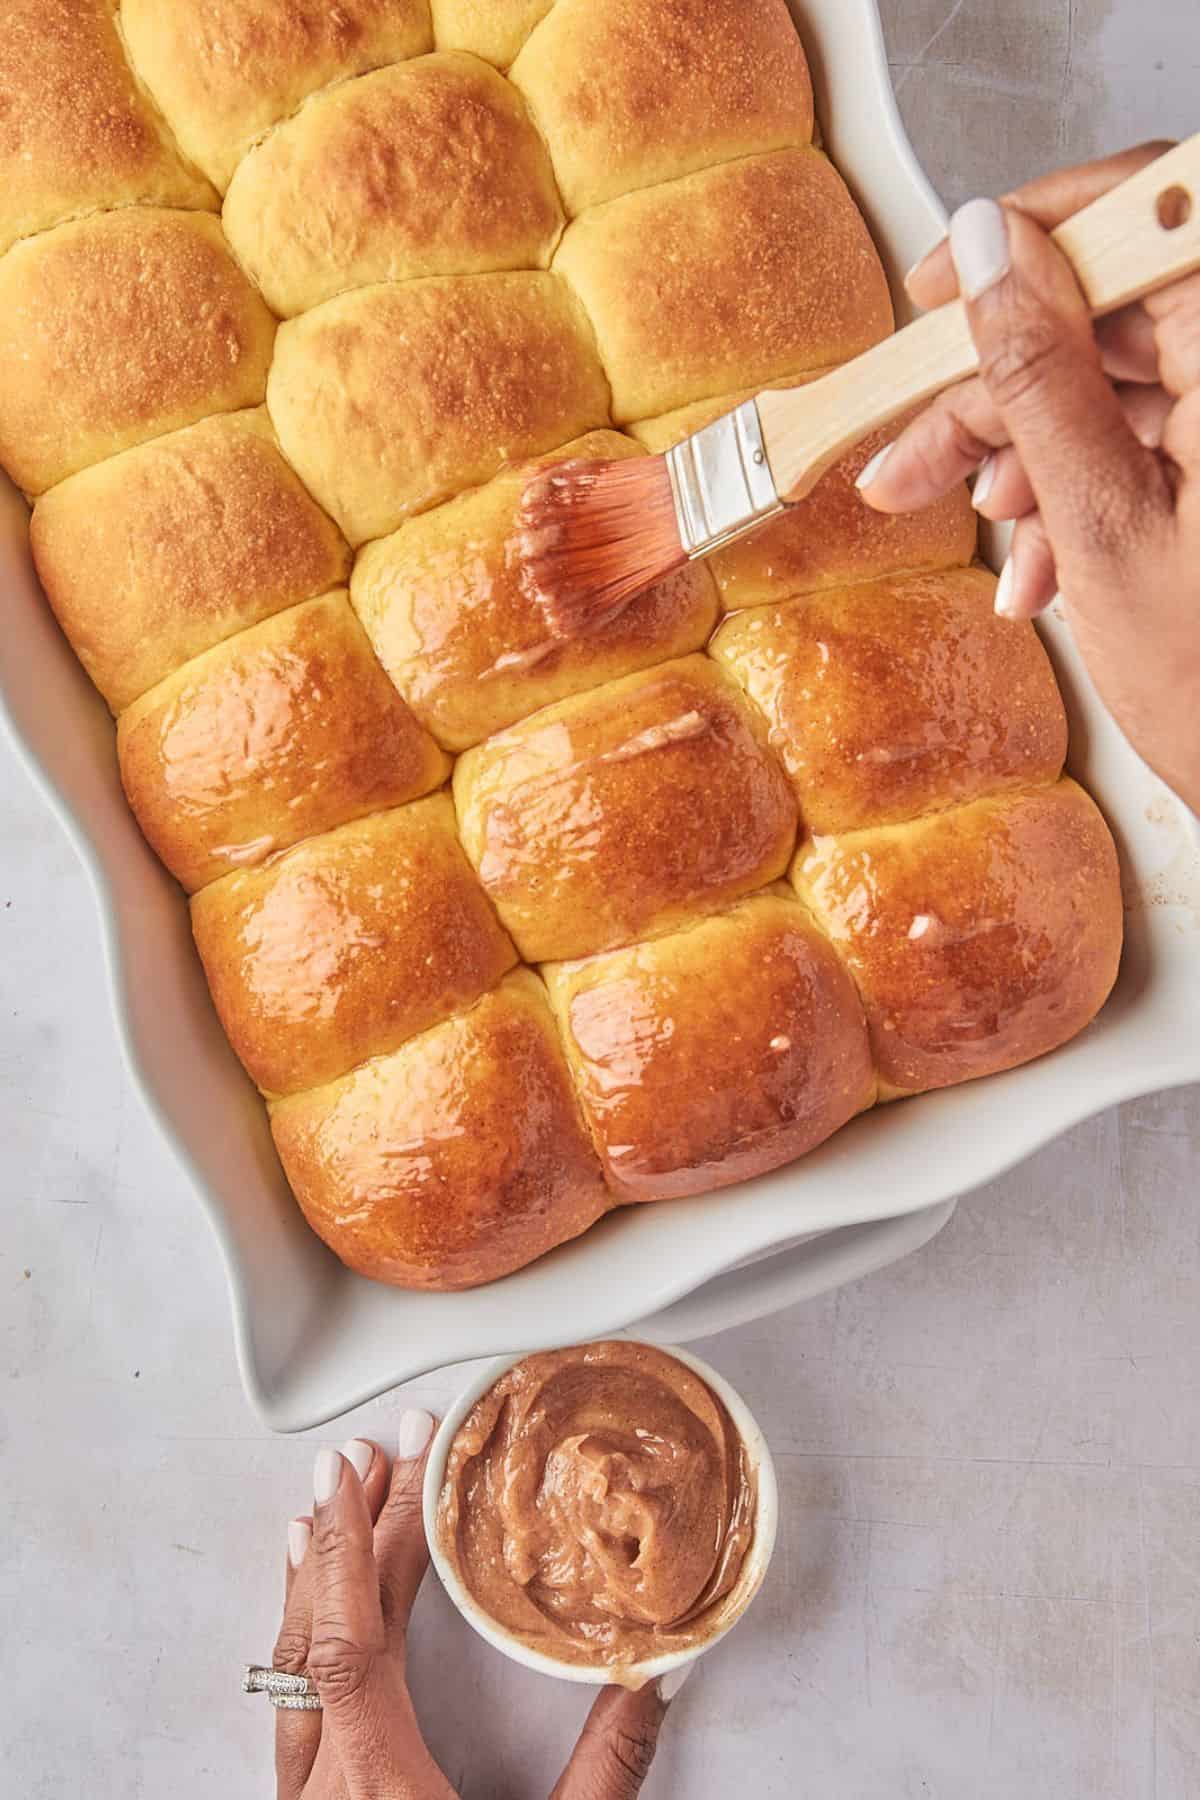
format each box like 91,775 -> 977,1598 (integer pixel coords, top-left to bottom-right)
1,0 -> 1196,1431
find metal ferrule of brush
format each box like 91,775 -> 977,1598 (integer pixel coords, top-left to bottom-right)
664,398 -> 785,559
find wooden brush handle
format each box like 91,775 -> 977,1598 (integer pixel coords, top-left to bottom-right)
758,133 -> 1200,502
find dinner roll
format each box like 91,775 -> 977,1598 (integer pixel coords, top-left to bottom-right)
223,53 -> 563,316
635,397 -> 977,610
267,272 -> 610,544
269,971 -> 609,1289
0,210 -> 275,496
713,568 -> 1068,833
544,890 -> 874,1202
31,411 -> 350,712
351,431 -> 718,750
0,0 -> 215,255
554,149 -> 893,421
511,0 -> 813,214
118,592 -> 448,893
429,0 -> 552,68
454,655 -> 799,962
793,781 -> 1123,1098
120,0 -> 434,190
191,796 -> 516,1097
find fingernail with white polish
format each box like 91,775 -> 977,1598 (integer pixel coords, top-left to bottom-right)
855,444 -> 894,491
994,556 -> 1018,618
972,452 -> 999,512
904,235 -> 946,290
397,1408 -> 435,1461
314,1447 -> 342,1506
340,1438 -> 374,1482
658,1661 -> 696,1704
950,198 -> 1011,301
288,1519 -> 311,1569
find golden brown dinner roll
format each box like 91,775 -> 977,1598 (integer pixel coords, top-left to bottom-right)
0,210 -> 275,496
268,272 -> 610,544
191,796 -> 516,1097
223,53 -> 563,316
429,0 -> 553,68
269,970 -> 610,1289
118,592 -> 448,893
0,0 -> 215,255
511,0 -> 813,214
31,411 -> 350,713
544,890 -> 874,1202
713,568 -> 1068,833
554,149 -> 893,421
635,397 -> 977,610
351,431 -> 718,750
120,0 -> 434,191
793,781 -> 1123,1099
454,655 -> 799,962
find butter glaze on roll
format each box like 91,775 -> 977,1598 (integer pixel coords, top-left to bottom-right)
0,0 -> 1123,1291
352,432 -> 718,750
267,272 -> 610,544
223,54 -> 564,316
545,892 -> 875,1202
269,971 -> 609,1290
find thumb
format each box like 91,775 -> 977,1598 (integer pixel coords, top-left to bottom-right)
949,196 -> 1173,582
551,1668 -> 691,1800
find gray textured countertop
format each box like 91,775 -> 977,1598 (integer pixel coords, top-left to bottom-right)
4,4 -> 1198,1795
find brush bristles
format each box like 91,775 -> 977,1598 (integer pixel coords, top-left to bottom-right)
517,456 -> 687,639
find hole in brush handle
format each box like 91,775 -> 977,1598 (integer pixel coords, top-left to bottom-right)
1157,185 -> 1193,231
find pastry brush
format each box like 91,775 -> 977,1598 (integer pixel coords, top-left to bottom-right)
520,134 -> 1200,637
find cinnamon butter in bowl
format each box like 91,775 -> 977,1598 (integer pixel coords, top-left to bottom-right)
423,1341 -> 777,1686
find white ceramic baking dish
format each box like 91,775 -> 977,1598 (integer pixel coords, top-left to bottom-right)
2,0 -> 1197,1431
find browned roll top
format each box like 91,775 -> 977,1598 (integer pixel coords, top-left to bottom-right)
437,1343 -> 758,1669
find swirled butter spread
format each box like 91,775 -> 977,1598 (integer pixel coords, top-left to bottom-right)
437,1341 -> 758,1672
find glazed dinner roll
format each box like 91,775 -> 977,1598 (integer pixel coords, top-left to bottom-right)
120,0 -> 434,191
351,431 -> 718,750
268,272 -> 610,544
429,0 -> 552,68
454,655 -> 799,963
0,210 -> 275,497
713,568 -> 1068,834
554,148 -> 893,422
191,796 -> 516,1097
0,0 -> 215,256
793,781 -> 1123,1099
544,890 -> 874,1203
31,411 -> 350,713
510,0 -> 814,214
269,970 -> 610,1290
118,592 -> 447,894
223,53 -> 563,316
635,398 -> 977,611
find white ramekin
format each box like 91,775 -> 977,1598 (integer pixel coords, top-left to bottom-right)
422,1341 -> 779,1687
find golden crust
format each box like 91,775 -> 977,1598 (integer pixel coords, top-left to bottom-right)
267,272 -> 611,545
351,430 -> 718,751
223,53 -> 563,317
0,210 -> 275,495
269,970 -> 609,1290
31,410 -> 350,712
429,0 -> 553,68
792,781 -> 1124,1098
511,0 -> 813,214
191,795 -> 516,1097
117,591 -> 448,893
554,149 -> 893,422
0,0 -> 215,255
120,0 -> 434,191
545,891 -> 874,1202
454,655 -> 799,962
634,395 -> 977,609
713,568 -> 1068,833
